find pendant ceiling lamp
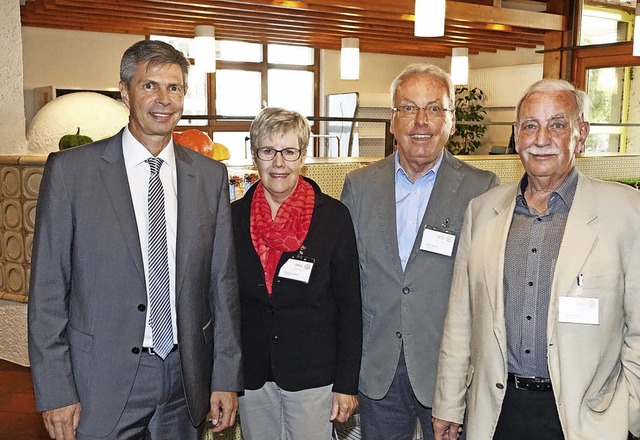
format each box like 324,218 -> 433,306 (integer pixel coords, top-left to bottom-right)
414,0 -> 445,37
341,37 -> 360,80
193,25 -> 216,72
451,47 -> 469,85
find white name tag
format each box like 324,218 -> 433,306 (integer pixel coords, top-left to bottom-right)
558,296 -> 599,325
278,257 -> 314,284
420,227 -> 456,257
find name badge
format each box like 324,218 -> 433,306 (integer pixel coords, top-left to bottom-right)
278,256 -> 315,284
558,296 -> 599,325
420,226 -> 456,257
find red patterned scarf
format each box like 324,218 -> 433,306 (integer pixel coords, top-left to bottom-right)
250,177 -> 315,295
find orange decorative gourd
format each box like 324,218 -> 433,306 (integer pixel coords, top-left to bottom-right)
172,130 -> 213,157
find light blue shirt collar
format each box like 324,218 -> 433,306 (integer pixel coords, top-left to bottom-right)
394,150 -> 444,184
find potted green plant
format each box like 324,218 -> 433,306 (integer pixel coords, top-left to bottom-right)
447,86 -> 487,155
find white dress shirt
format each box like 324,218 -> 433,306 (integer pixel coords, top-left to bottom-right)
122,127 -> 179,347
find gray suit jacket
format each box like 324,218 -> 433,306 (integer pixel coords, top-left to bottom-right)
341,150 -> 498,406
27,130 -> 242,437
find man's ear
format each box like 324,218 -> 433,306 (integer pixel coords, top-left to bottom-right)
575,121 -> 591,153
118,81 -> 130,109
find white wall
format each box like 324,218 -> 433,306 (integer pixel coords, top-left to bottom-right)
20,27 -> 544,151
1,0 -> 27,153
322,47 -> 544,153
22,27 -> 142,124
322,49 -> 447,103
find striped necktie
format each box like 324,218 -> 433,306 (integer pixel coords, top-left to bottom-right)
146,157 -> 173,359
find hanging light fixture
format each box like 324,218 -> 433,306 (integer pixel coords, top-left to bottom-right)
634,4 -> 640,56
192,25 -> 216,72
414,0 -> 445,37
341,37 -> 360,80
451,47 -> 469,85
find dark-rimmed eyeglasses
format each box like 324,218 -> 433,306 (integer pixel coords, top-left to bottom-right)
255,147 -> 303,162
392,105 -> 454,118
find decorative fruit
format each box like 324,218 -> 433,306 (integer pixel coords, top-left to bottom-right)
212,142 -> 231,161
172,130 -> 213,157
58,127 -> 93,150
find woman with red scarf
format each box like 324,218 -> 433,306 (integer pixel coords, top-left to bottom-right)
231,107 -> 362,439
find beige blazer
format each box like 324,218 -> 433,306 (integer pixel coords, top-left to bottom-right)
433,172 -> 640,440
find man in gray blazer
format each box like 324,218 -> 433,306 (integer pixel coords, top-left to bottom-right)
28,40 -> 242,440
341,64 -> 498,440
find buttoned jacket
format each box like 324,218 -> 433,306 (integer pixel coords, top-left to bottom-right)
341,151 -> 498,406
28,130 -> 243,437
433,173 -> 640,439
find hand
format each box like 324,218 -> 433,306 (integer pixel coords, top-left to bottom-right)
330,392 -> 358,423
432,417 -> 462,440
208,391 -> 238,433
42,402 -> 81,440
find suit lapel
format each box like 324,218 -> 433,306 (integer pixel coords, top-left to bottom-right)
98,130 -> 145,284
174,145 -> 196,299
547,174 -> 597,341
372,154 -> 404,278
408,152 -> 461,265
483,184 -> 518,357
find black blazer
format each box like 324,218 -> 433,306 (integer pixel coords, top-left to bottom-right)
231,177 -> 362,394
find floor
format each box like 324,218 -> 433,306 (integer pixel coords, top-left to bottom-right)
0,359 -> 50,440
0,358 -> 359,440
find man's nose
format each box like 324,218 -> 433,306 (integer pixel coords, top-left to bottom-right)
413,108 -> 430,125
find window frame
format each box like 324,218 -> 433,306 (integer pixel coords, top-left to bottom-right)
176,44 -> 320,138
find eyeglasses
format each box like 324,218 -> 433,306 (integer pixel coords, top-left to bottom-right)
255,147 -> 304,162
392,105 -> 454,118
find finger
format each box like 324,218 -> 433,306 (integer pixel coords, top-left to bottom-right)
228,408 -> 237,427
62,422 -> 76,440
330,401 -> 340,421
43,415 -> 55,439
211,403 -> 232,432
209,403 -> 221,427
53,421 -> 66,440
72,407 -> 81,431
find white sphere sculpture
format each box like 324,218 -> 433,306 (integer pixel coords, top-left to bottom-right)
27,92 -> 129,154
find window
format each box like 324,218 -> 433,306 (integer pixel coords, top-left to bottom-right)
215,70 -> 262,117
268,44 -> 314,65
150,35 -> 208,126
210,43 -> 319,162
267,69 -> 314,117
151,36 -> 319,162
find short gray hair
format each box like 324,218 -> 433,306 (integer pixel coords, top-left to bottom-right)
120,40 -> 190,88
516,79 -> 590,122
250,107 -> 311,151
390,64 -> 455,107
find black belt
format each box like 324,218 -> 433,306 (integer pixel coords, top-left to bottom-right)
507,373 -> 553,392
142,344 -> 178,355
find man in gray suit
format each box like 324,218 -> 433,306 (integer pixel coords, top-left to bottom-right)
28,40 -> 242,440
341,64 -> 498,440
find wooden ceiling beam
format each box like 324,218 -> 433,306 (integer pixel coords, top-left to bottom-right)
21,0 -> 555,58
35,0 -> 545,44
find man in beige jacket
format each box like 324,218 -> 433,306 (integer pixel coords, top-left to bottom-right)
432,79 -> 640,440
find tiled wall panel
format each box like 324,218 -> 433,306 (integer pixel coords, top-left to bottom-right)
1,154 -> 639,303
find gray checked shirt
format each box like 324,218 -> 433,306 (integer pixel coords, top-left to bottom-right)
504,168 -> 578,378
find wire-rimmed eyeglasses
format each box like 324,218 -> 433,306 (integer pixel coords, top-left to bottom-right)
255,147 -> 304,162
392,104 -> 454,118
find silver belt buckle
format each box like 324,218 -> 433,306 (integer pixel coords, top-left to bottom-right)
514,374 -> 536,390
